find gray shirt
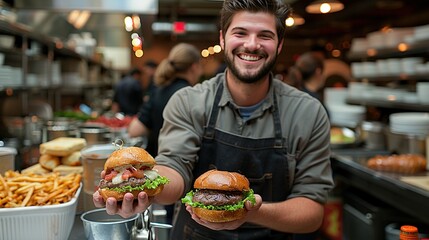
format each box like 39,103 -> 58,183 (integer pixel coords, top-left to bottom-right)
156,72 -> 333,204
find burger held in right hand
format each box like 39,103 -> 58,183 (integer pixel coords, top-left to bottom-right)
181,169 -> 256,223
97,146 -> 170,201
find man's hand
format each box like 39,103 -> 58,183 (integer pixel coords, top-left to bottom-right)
93,191 -> 152,218
185,194 -> 263,230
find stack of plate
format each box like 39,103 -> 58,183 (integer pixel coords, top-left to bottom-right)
327,104 -> 366,128
390,112 -> 429,136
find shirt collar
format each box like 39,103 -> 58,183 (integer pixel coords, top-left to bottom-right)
217,72 -> 275,111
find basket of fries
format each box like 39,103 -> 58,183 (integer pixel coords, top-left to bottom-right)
0,170 -> 82,240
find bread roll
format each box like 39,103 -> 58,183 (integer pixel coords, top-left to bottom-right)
21,163 -> 50,174
39,154 -> 61,171
40,137 -> 86,157
367,154 -> 427,174
53,165 -> 83,176
62,151 -> 82,166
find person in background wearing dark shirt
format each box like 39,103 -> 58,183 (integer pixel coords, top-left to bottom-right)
127,43 -> 202,224
111,68 -> 143,116
287,52 -> 325,101
141,60 -> 158,104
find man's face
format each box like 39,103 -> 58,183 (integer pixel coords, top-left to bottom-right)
220,11 -> 283,84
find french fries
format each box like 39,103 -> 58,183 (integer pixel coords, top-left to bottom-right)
0,170 -> 81,208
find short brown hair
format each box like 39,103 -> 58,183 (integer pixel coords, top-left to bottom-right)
220,0 -> 291,44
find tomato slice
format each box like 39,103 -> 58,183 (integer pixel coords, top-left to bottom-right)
122,169 -> 132,180
104,171 -> 118,181
132,169 -> 145,179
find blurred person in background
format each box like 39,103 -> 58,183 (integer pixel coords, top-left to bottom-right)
111,68 -> 143,116
287,52 -> 325,103
141,60 -> 158,104
127,42 -> 202,223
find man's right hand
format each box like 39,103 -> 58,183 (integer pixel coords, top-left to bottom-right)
93,189 -> 152,218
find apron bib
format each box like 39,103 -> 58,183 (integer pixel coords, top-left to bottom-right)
171,80 -> 292,240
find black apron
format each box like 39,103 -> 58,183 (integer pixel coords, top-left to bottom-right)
170,80 -> 292,240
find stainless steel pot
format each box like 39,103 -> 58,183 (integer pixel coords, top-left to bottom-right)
361,121 -> 386,150
80,144 -> 117,194
386,130 -> 426,156
43,118 -> 78,141
78,123 -> 111,145
81,208 -> 139,240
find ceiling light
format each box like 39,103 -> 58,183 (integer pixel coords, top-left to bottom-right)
306,0 -> 344,14
285,13 -> 305,27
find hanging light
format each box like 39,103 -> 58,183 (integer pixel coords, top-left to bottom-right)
306,0 -> 344,14
285,13 -> 305,27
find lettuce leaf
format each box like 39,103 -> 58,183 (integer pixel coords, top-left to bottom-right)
107,176 -> 169,193
181,189 -> 256,211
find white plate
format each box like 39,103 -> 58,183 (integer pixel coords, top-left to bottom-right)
390,112 -> 429,125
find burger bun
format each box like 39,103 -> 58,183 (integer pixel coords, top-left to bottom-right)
104,146 -> 156,171
192,207 -> 246,223
194,169 -> 250,191
98,185 -> 164,201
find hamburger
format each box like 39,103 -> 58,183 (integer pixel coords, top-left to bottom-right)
97,147 -> 169,201
181,169 -> 256,223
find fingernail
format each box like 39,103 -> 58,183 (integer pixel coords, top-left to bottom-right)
107,199 -> 115,206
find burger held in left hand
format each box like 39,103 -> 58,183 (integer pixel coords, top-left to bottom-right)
97,146 -> 169,201
181,169 -> 256,223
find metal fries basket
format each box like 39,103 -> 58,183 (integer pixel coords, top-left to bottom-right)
0,184 -> 82,240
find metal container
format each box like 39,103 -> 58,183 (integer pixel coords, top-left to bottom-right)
361,121 -> 386,150
78,123 -> 111,145
386,130 -> 427,156
0,147 -> 17,174
81,208 -> 138,240
43,118 -> 78,141
81,144 -> 117,194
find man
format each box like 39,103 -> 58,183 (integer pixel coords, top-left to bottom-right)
111,68 -> 143,115
94,0 -> 333,239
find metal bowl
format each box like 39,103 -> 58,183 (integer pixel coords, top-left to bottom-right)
81,208 -> 138,240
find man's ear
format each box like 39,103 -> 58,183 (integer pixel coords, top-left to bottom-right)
219,30 -> 225,50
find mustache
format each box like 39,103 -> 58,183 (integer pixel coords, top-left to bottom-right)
233,48 -> 267,58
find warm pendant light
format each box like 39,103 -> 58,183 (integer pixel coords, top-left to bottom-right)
306,0 -> 344,14
285,13 -> 305,27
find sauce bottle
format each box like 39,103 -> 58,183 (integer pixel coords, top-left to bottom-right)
400,225 -> 419,240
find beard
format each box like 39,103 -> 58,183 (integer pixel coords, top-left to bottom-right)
224,47 -> 277,84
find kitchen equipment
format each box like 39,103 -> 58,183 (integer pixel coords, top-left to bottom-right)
0,184 -> 81,240
81,144 -> 117,194
78,123 -> 111,145
43,118 -> 78,141
81,208 -> 139,240
361,121 -> 386,150
0,146 -> 16,174
386,130 -> 427,156
131,209 -> 172,240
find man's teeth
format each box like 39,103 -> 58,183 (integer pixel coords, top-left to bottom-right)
239,54 -> 260,61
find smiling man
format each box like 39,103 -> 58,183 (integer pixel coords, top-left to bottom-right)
93,0 -> 334,239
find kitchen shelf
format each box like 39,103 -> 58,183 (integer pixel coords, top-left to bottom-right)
346,97 -> 429,112
347,39 -> 429,61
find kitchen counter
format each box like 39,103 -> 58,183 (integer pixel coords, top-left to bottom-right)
331,148 -> 429,225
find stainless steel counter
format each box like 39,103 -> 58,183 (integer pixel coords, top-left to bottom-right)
331,148 -> 429,225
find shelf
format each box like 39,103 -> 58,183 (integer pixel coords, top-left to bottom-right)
355,74 -> 429,82
346,97 -> 429,112
347,39 -> 429,61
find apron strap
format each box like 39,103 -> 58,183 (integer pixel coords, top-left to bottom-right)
271,92 -> 284,148
204,80 -> 224,139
